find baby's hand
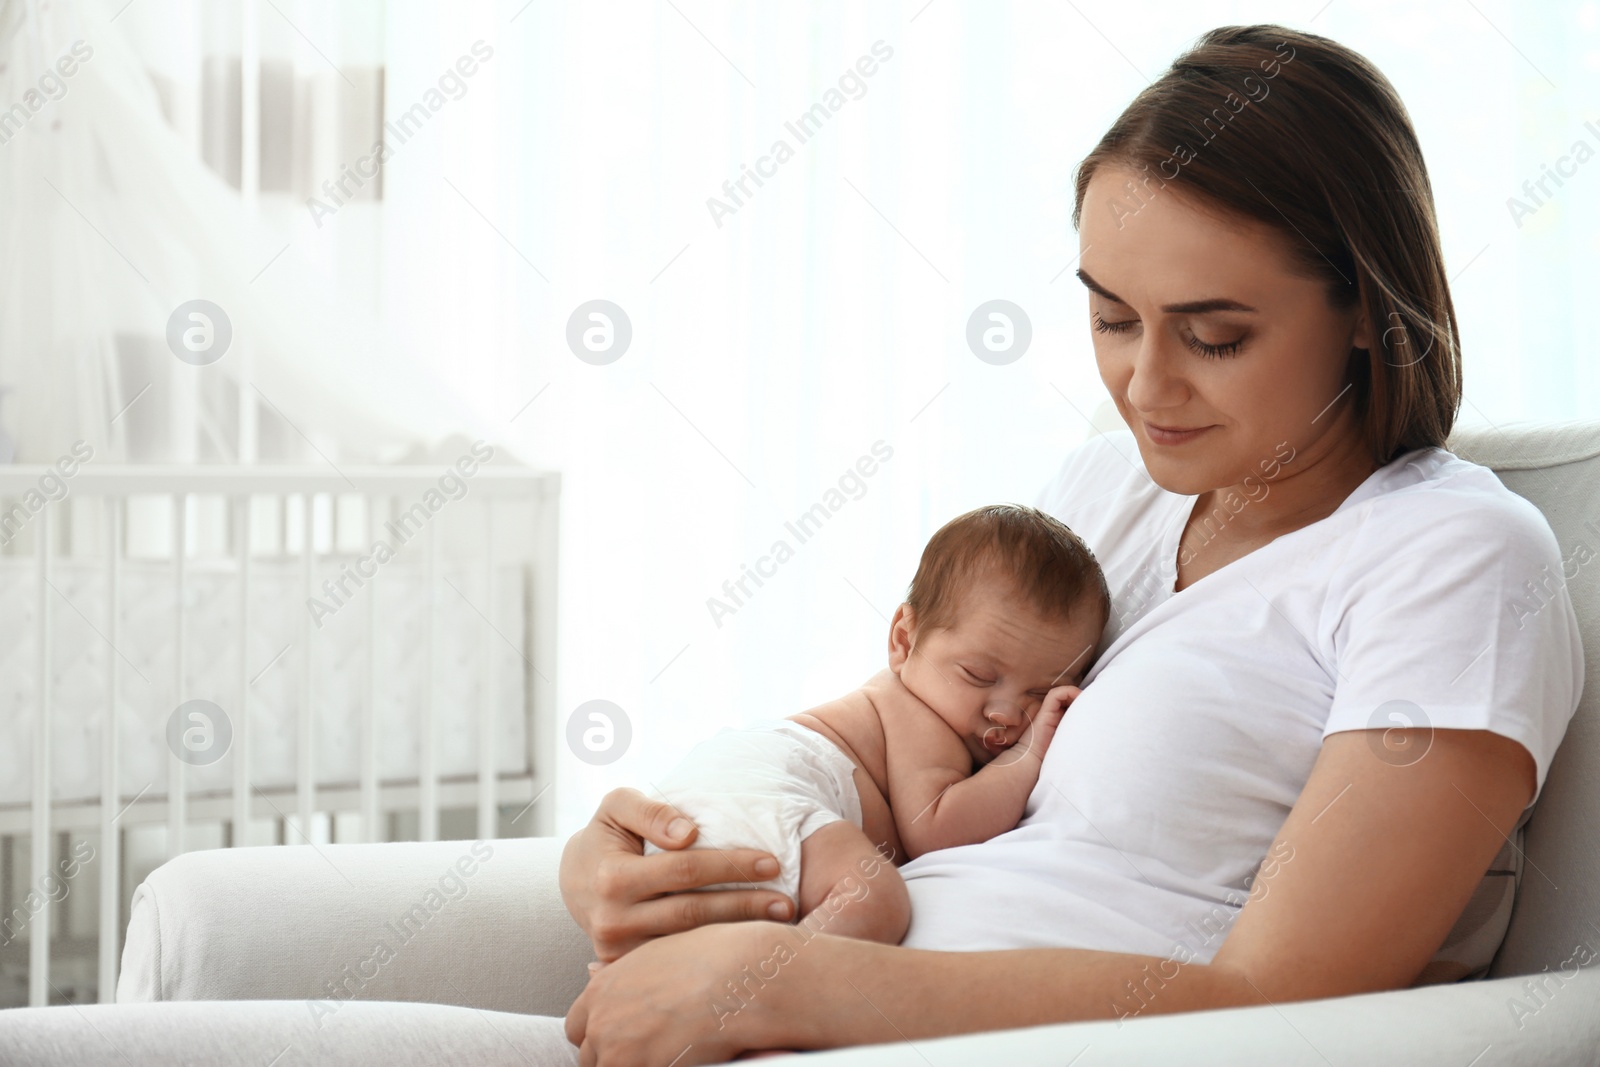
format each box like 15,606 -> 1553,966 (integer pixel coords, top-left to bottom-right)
1011,685 -> 1081,762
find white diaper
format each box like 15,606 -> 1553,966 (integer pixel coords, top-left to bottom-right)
643,718 -> 864,903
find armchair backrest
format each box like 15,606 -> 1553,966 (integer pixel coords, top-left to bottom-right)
1445,420 -> 1600,979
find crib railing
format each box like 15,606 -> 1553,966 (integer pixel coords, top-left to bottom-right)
0,463 -> 559,1007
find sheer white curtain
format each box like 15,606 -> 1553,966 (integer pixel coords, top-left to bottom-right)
7,0 -> 1596,832
0,0 -> 470,466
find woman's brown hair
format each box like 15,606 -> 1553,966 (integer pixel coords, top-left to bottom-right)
1071,25 -> 1461,466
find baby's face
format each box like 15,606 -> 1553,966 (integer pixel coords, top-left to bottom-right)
892,579 -> 1105,766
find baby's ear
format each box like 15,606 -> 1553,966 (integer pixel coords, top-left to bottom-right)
886,603 -> 916,670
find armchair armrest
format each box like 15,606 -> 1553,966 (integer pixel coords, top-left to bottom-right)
797,963 -> 1600,1066
117,837 -> 591,1018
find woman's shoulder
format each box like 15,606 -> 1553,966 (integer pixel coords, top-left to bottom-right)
1340,444 -> 1560,556
1314,444 -> 1576,634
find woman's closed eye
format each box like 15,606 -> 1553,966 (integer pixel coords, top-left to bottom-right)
1091,311 -> 1137,335
1091,312 -> 1246,359
1185,331 -> 1245,359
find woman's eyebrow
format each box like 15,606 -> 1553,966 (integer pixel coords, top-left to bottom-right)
1075,268 -> 1258,314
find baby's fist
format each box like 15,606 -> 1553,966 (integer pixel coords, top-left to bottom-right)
1040,684 -> 1081,718
1014,685 -> 1081,760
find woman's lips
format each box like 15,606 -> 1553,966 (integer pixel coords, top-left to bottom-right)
1144,421 -> 1214,446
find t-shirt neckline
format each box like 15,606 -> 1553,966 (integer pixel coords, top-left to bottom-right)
1160,447 -> 1430,597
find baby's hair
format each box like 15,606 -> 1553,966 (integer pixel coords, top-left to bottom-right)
904,504 -> 1111,637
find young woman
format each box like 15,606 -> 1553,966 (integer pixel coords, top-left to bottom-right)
559,24 -> 1584,1065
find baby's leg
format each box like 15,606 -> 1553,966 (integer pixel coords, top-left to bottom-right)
795,821 -> 910,944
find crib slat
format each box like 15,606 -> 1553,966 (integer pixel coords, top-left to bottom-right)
298,495 -> 315,840
233,495 -> 251,846
361,497 -> 380,842
477,502 -> 496,841
30,510 -> 52,1006
420,520 -> 439,842
529,490 -> 560,836
169,494 -> 187,857
98,500 -> 122,1002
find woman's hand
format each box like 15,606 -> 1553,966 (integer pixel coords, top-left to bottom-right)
565,921 -> 801,1066
559,788 -> 797,962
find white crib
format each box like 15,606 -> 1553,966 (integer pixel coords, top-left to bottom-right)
0,462 -> 559,1008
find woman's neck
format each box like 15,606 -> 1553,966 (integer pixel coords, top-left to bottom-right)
1201,421 -> 1381,547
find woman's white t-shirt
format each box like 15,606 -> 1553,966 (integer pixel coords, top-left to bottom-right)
898,429 -> 1584,961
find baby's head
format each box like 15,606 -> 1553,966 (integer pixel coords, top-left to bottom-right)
888,504 -> 1110,765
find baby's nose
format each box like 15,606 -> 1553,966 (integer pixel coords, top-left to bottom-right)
985,700 -> 1026,728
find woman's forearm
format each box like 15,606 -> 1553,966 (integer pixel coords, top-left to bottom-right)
763,932 -> 1262,1050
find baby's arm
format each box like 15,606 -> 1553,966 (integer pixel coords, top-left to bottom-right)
885,685 -> 1080,860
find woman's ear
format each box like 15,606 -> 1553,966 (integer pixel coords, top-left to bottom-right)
1351,307 -> 1374,353
887,603 -> 916,673
1350,282 -> 1374,353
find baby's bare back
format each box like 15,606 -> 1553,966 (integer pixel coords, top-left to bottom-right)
788,668 -> 973,864
792,665 -> 1067,862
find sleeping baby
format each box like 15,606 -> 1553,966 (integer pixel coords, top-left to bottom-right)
641,503 -> 1112,944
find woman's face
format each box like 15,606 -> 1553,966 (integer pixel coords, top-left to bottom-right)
1077,166 -> 1374,498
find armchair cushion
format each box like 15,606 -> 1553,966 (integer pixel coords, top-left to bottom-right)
118,837 -> 592,1018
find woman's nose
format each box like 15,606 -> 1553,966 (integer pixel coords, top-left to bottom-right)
1124,337 -> 1190,413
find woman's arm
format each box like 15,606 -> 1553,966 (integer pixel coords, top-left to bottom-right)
566,725 -> 1534,1063
559,788 -> 797,962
